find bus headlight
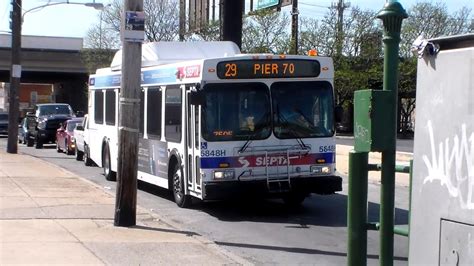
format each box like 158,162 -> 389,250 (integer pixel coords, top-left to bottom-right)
310,165 -> 331,174
213,170 -> 235,180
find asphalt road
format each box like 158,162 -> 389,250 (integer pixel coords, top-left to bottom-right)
1,137 -> 410,265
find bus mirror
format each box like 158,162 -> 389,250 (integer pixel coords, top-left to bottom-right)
190,91 -> 205,106
335,105 -> 343,123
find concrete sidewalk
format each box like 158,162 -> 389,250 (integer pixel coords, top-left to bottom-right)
336,144 -> 413,187
0,150 -> 249,265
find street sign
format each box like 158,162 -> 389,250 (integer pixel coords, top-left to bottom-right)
256,0 -> 279,10
123,11 -> 145,42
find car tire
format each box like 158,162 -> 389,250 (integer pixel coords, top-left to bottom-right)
103,144 -> 116,181
26,135 -> 34,147
35,137 -> 43,149
56,140 -> 62,153
66,140 -> 74,155
75,144 -> 84,161
84,144 -> 93,166
172,163 -> 191,208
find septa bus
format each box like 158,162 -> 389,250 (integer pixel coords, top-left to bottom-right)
86,41 -> 342,207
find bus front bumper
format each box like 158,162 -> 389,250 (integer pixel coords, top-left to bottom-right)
202,175 -> 342,201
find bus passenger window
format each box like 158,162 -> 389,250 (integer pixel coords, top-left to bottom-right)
147,87 -> 162,139
94,90 -> 104,124
105,90 -> 116,125
139,89 -> 145,135
165,86 -> 182,142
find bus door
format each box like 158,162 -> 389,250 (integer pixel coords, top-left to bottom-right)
185,87 -> 202,196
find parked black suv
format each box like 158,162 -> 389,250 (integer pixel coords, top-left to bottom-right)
32,104 -> 75,149
0,112 -> 8,136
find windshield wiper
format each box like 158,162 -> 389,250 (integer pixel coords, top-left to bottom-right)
275,104 -> 309,150
238,112 -> 270,154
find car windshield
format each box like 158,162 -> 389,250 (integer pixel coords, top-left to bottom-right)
272,81 -> 334,138
0,114 -> 7,121
38,105 -> 73,116
67,121 -> 81,132
202,83 -> 271,141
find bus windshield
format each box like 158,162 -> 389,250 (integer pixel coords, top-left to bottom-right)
202,83 -> 271,141
272,81 -> 334,138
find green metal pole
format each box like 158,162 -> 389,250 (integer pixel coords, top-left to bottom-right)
376,1 -> 407,266
347,151 -> 369,266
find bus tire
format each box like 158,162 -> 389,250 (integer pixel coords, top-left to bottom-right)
172,163 -> 191,208
103,144 -> 116,181
282,192 -> 307,206
84,144 -> 93,166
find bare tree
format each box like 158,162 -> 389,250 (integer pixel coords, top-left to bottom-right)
400,2 -> 472,57
241,9 -> 290,54
84,0 -> 180,48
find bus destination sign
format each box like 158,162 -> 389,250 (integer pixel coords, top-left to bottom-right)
216,59 -> 321,79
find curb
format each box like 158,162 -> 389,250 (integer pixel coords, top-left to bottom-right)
16,151 -> 254,265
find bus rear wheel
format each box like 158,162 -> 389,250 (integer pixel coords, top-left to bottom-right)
103,144 -> 116,181
172,164 -> 191,208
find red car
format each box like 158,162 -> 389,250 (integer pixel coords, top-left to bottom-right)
56,118 -> 84,155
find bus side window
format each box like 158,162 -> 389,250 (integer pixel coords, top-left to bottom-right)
139,88 -> 145,135
105,90 -> 116,126
147,87 -> 162,139
94,90 -> 104,124
165,86 -> 182,143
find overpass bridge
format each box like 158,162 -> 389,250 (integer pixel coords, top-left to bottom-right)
0,34 -> 93,113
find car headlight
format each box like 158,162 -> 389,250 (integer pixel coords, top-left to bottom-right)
37,122 -> 45,129
213,170 -> 235,180
310,165 -> 331,174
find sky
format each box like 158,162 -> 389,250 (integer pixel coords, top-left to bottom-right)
0,0 -> 472,39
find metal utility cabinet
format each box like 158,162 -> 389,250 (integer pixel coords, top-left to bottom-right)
409,34 -> 474,265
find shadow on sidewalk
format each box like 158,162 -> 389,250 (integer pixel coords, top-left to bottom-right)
132,225 -> 200,237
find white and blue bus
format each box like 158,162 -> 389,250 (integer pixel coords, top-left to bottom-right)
86,41 -> 342,207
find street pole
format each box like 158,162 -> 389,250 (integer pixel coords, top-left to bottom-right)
7,0 -> 21,154
376,1 -> 407,265
332,0 -> 350,57
221,0 -> 244,49
290,0 -> 298,54
114,0 -> 143,227
179,0 -> 185,40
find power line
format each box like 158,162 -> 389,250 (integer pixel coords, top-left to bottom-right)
299,2 -> 330,9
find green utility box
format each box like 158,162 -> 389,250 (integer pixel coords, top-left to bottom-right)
353,89 -> 395,152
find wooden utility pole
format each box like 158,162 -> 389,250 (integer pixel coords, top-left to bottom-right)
114,0 -> 143,227
332,0 -> 350,56
290,0 -> 299,55
7,0 -> 21,154
221,0 -> 244,49
179,0 -> 185,40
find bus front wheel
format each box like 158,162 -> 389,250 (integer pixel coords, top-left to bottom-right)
172,164 -> 191,208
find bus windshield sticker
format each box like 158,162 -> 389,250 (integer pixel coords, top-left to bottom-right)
213,130 -> 233,136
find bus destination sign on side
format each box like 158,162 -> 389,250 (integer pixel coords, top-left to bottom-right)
216,59 -> 321,79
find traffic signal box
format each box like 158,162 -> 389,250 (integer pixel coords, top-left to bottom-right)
353,89 -> 395,152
